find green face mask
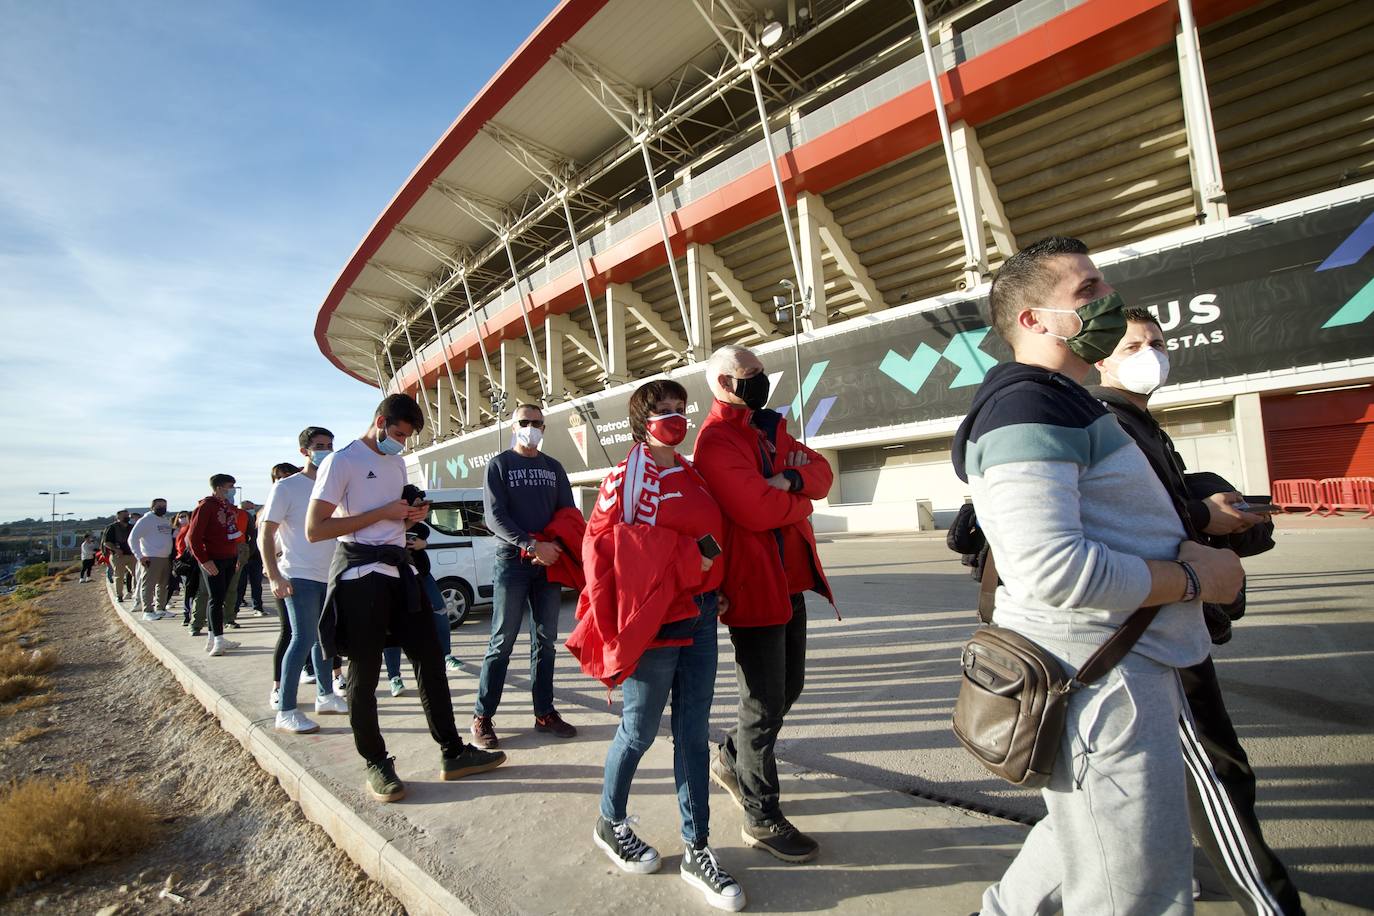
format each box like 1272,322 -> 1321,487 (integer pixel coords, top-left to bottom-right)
1036,291 -> 1128,363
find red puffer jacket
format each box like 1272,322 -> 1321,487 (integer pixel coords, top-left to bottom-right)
527,506 -> 587,591
692,399 -> 834,627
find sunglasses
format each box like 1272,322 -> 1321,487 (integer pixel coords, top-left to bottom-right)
516,419 -> 545,428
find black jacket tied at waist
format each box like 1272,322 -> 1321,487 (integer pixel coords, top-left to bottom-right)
318,542 -> 427,659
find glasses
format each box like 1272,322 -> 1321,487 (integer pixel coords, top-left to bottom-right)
516,419 -> 545,428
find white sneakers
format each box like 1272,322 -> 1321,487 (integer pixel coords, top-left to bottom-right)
274,708 -> 320,734
300,670 -> 316,684
389,677 -> 406,698
333,674 -> 347,695
142,610 -> 167,621
315,694 -> 348,715
270,687 -> 281,710
205,636 -> 240,656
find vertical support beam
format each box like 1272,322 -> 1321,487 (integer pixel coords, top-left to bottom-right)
640,140 -> 693,359
685,243 -> 714,359
1176,0 -> 1228,222
434,378 -> 456,438
545,317 -> 568,401
604,286 -> 630,384
747,65 -> 805,297
957,122 -> 1018,261
499,338 -> 537,412
461,362 -> 480,428
1233,393 -> 1270,494
947,122 -> 991,278
399,319 -> 437,441
796,192 -> 828,331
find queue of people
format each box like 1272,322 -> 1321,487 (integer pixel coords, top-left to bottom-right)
89,234 -> 1300,914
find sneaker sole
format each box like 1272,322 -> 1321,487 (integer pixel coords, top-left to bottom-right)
740,827 -> 819,863
710,764 -> 745,811
593,828 -> 661,875
534,723 -> 578,739
439,753 -> 507,780
681,868 -> 747,911
274,723 -> 320,735
367,783 -> 406,803
314,707 -> 348,716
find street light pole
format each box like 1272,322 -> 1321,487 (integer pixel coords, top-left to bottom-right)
38,490 -> 69,563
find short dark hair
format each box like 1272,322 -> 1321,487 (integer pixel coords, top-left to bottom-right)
988,236 -> 1089,340
210,473 -> 236,490
271,462 -> 301,482
628,379 -> 689,442
513,403 -> 543,416
1123,306 -> 1162,333
150,498 -> 167,507
298,426 -> 334,450
375,394 -> 424,433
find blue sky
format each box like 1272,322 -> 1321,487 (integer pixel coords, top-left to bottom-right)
0,1 -> 553,523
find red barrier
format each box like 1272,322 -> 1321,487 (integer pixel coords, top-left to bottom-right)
1272,479 -> 1325,515
1319,477 -> 1374,519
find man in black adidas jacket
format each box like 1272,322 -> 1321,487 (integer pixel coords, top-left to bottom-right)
1092,306 -> 1303,916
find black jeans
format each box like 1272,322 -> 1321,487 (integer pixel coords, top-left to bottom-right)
236,553 -> 264,610
272,597 -> 291,683
1181,656 -> 1303,915
202,556 -> 238,637
80,558 -> 95,578
336,572 -> 463,765
722,592 -> 808,826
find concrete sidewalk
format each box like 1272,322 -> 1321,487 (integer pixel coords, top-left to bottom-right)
104,564 -> 1356,915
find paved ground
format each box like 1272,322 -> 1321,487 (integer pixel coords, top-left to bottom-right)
111,522 -> 1371,914
443,524 -> 1373,911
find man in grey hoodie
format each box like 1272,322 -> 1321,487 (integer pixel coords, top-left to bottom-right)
951,237 -> 1243,915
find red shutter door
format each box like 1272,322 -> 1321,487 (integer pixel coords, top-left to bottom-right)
1262,388 -> 1374,480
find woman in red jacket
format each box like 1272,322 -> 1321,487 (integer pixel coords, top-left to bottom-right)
569,379 -> 745,912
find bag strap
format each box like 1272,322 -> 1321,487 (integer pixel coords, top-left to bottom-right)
1072,604 -> 1160,686
977,549 -> 997,625
979,546 -> 1161,686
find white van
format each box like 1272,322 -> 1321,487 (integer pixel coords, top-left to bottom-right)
422,488 -> 497,628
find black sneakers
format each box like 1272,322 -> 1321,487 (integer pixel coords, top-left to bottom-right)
681,843 -> 747,911
593,815 -> 661,874
709,745 -> 744,810
365,756 -> 405,803
440,744 -> 507,780
741,817 -> 819,863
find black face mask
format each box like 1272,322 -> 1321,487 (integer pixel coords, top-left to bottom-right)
731,373 -> 770,411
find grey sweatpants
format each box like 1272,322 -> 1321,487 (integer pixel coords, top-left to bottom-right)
981,641 -> 1194,916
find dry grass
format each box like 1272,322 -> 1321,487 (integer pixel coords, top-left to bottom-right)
0,769 -> 158,895
1,724 -> 52,747
0,693 -> 53,718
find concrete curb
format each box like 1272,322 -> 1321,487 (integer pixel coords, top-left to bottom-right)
101,583 -> 475,916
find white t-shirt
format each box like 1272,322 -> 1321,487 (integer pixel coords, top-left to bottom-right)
262,472 -> 337,582
80,540 -> 97,560
310,439 -> 412,580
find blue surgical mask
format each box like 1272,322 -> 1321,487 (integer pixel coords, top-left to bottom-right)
377,431 -> 404,456
309,449 -> 331,466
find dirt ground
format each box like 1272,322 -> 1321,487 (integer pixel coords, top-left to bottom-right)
0,577 -> 403,915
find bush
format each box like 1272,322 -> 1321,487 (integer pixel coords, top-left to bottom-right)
14,564 -> 47,585
0,770 -> 157,894
12,585 -> 43,601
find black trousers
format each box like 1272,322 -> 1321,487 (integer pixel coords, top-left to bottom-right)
236,553 -> 264,610
722,593 -> 808,826
1181,656 -> 1303,915
80,558 -> 95,578
202,557 -> 238,637
336,572 -> 463,766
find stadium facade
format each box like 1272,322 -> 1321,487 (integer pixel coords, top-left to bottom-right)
314,0 -> 1374,533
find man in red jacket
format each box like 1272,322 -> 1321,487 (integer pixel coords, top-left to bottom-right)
187,473 -> 244,657
693,344 -> 834,864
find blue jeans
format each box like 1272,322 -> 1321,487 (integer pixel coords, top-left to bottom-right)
600,593 -> 718,846
385,574 -> 450,677
474,552 -> 562,718
280,578 -> 331,712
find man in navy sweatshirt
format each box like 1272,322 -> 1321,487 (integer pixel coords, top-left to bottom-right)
951,237 -> 1243,915
472,403 -> 578,749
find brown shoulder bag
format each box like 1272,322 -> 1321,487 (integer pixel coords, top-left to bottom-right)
952,551 -> 1159,788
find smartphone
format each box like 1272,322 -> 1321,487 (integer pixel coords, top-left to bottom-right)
697,534 -> 722,559
1236,496 -> 1280,514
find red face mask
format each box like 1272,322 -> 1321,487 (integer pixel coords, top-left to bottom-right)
646,412 -> 688,447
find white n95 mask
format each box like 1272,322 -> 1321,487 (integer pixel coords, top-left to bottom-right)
1113,348 -> 1169,395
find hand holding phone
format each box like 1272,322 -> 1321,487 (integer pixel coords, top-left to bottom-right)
697,534 -> 722,559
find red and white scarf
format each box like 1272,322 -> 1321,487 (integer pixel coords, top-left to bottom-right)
596,442 -> 664,526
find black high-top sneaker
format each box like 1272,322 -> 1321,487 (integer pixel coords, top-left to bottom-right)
681,843 -> 746,911
593,815 -> 661,874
